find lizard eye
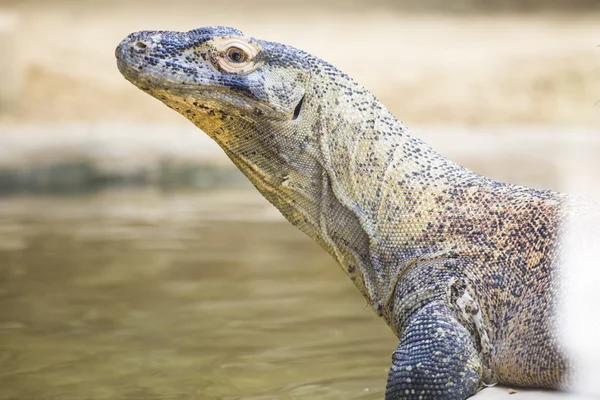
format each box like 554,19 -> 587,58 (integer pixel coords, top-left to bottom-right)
212,37 -> 260,75
226,47 -> 247,64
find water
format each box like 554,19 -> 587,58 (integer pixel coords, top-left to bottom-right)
0,189 -> 394,400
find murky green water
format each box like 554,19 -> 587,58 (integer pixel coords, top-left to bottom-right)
0,189 -> 395,400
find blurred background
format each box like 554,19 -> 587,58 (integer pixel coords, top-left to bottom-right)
0,0 -> 598,399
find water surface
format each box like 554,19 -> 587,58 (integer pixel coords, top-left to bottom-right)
0,189 -> 394,399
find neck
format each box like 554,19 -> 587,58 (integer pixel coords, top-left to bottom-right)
294,77 -> 476,311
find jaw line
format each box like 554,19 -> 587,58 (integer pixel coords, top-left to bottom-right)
117,60 -> 292,121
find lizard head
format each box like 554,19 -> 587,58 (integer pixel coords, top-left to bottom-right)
116,25 -> 328,229
116,25 -> 311,153
117,26 -> 310,121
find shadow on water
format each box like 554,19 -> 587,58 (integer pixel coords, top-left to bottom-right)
0,189 -> 394,400
0,162 -> 251,196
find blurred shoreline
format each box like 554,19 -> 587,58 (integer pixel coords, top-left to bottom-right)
0,123 -> 597,195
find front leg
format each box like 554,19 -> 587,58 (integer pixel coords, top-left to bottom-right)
386,301 -> 483,400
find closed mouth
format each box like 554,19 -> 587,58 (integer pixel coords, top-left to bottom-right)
117,59 -> 292,121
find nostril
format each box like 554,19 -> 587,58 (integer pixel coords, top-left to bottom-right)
133,41 -> 148,52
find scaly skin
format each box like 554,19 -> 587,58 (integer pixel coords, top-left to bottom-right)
116,26 -> 574,399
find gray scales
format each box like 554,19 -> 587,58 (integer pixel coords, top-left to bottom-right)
116,26 -> 582,399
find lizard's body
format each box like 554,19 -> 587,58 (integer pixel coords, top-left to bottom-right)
116,26 -> 583,399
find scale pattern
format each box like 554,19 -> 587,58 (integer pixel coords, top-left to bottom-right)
116,26 -> 576,399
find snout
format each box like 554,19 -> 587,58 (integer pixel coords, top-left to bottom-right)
115,31 -> 160,76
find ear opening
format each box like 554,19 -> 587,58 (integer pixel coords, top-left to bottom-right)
292,94 -> 305,120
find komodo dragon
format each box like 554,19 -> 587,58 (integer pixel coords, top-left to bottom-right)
116,26 -> 582,399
